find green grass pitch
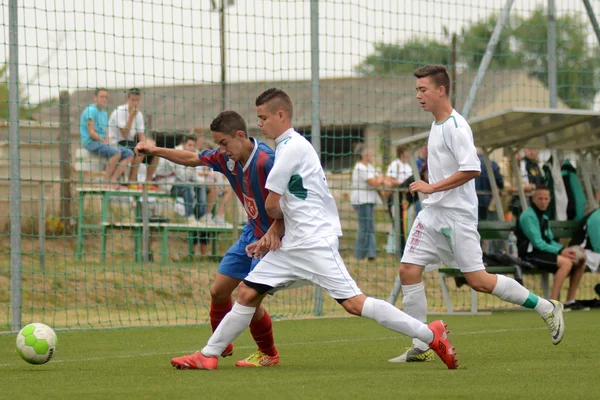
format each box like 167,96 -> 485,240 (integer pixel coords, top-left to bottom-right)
1,310 -> 599,399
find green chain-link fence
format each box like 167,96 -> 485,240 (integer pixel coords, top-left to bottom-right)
1,0 -> 600,332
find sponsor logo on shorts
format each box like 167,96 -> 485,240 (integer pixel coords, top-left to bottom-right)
243,194 -> 258,219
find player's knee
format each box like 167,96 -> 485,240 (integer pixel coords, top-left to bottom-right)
236,282 -> 262,306
465,272 -> 495,293
209,285 -> 230,304
340,295 -> 365,316
399,263 -> 422,284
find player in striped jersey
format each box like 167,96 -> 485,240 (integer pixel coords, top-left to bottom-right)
135,110 -> 281,367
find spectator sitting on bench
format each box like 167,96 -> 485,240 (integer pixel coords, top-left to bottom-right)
79,88 -> 134,190
569,207 -> 600,273
515,185 -> 588,311
154,135 -> 211,229
108,87 -> 160,190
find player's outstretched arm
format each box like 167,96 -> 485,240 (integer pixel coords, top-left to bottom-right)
135,142 -> 202,167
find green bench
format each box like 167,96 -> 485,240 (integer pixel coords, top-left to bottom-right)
102,222 -> 234,263
76,187 -> 235,263
437,220 -> 580,312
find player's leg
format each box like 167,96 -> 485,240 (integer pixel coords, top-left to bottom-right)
339,294 -> 456,369
392,211 -> 440,362
299,234 -> 457,369
214,228 -> 279,364
209,273 -> 238,357
171,282 -> 266,370
454,223 -> 564,345
174,254 -> 291,370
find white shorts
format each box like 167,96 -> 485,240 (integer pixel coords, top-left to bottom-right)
400,208 -> 485,273
245,235 -> 363,300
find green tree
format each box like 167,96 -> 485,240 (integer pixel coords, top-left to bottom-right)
354,38 -> 451,76
512,7 -> 599,109
356,8 -> 599,109
458,13 -> 522,69
0,63 -> 44,120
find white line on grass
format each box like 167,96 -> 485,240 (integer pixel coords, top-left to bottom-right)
0,326 -> 546,368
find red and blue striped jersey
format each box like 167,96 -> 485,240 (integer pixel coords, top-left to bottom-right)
198,138 -> 275,238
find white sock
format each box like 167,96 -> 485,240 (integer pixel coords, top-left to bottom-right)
491,274 -> 553,315
402,283 -> 430,350
361,297 -> 433,345
201,302 -> 255,357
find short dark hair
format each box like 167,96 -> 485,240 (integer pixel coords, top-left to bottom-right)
534,184 -> 550,192
181,134 -> 196,145
210,110 -> 248,138
127,87 -> 141,96
95,87 -> 108,96
255,88 -> 294,119
413,64 -> 451,96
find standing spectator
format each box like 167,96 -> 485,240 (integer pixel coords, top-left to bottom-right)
108,88 -> 159,190
350,144 -> 385,261
561,159 -> 587,221
79,88 -> 133,189
385,145 -> 413,255
516,186 -> 587,310
521,148 -> 545,188
475,150 -> 505,253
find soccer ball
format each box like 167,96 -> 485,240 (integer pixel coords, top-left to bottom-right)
567,245 -> 586,266
16,323 -> 57,365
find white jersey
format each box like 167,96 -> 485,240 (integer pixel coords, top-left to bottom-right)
350,162 -> 382,205
386,159 -> 412,185
266,128 -> 342,247
108,104 -> 145,143
422,109 -> 480,223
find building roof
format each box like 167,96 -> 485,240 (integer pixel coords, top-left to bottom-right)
35,70 -> 566,134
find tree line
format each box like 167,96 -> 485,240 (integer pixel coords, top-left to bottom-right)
355,7 -> 599,109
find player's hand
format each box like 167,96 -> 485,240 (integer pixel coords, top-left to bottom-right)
409,180 -> 434,195
134,141 -> 154,156
245,239 -> 267,259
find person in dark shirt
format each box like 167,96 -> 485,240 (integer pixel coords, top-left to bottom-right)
515,186 -> 587,310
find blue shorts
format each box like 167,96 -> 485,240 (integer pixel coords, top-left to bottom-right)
217,224 -> 261,280
84,141 -> 134,160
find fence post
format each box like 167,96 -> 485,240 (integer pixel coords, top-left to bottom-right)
59,90 -> 73,234
39,182 -> 46,269
311,0 -> 323,317
8,0 -> 22,332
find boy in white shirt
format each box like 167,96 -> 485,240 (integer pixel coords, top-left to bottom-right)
108,88 -> 159,189
389,64 -> 565,364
